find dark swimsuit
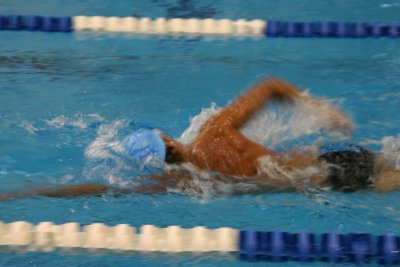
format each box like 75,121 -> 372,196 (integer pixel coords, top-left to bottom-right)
318,145 -> 376,192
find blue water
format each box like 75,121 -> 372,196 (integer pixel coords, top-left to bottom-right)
1,0 -> 400,266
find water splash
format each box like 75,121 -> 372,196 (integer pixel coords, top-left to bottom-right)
84,120 -> 126,160
381,135 -> 400,170
82,120 -> 137,187
363,134 -> 400,170
163,163 -> 261,200
19,121 -> 39,134
380,3 -> 400,8
179,103 -> 221,145
46,113 -> 104,130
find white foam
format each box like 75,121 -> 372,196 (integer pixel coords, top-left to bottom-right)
46,114 -> 105,130
376,134 -> 400,170
179,103 -> 221,145
82,120 -> 136,187
84,120 -> 126,160
360,134 -> 400,170
381,3 -> 400,8
19,121 -> 39,134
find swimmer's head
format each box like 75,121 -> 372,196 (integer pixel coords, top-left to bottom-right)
123,129 -> 166,164
123,129 -> 184,165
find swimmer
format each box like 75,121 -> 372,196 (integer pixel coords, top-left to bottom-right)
1,77 -> 400,201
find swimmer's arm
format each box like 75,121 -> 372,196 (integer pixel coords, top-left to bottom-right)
214,77 -> 302,128
0,180 -> 177,201
0,184 -> 136,201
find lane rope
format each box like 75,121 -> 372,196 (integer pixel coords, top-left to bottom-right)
0,15 -> 399,38
1,221 -> 399,264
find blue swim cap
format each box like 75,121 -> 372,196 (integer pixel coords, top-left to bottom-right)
123,129 -> 166,164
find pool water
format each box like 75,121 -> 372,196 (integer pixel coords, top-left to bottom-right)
1,0 -> 400,266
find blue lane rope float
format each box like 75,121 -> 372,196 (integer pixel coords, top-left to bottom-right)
0,15 -> 72,32
1,221 -> 400,265
266,20 -> 400,38
0,15 -> 399,38
239,230 -> 400,265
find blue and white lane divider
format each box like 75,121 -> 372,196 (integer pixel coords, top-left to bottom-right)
1,221 -> 399,265
0,15 -> 399,38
